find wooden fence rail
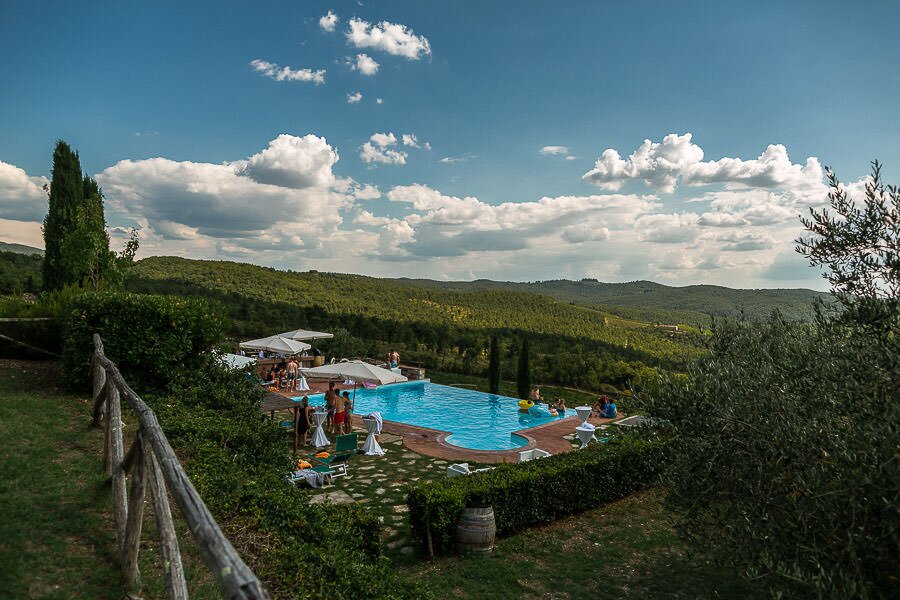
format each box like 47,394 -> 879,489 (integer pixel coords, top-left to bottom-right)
90,333 -> 269,599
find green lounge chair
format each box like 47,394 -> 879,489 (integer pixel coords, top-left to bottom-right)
308,433 -> 359,478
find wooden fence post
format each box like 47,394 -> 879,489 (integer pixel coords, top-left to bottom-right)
145,449 -> 189,600
122,434 -> 146,591
108,384 -> 128,553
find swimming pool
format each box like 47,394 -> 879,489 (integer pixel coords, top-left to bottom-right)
298,381 -> 574,451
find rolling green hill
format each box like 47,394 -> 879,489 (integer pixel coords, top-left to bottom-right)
0,241 -> 43,256
387,277 -> 830,325
127,256 -> 707,390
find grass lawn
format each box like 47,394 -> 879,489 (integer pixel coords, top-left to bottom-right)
404,488 -> 760,599
0,361 -> 219,599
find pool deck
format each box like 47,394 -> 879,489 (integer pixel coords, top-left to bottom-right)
348,412 -> 624,464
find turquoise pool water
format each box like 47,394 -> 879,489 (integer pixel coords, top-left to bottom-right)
297,381 -> 573,451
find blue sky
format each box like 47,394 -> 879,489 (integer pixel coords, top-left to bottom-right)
1,0 -> 898,289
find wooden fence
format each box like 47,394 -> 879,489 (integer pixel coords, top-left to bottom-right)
90,334 -> 270,599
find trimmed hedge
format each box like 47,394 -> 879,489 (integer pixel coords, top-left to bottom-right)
406,438 -> 670,553
62,291 -> 224,393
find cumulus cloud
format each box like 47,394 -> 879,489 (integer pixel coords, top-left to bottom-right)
319,10 -> 338,32
401,134 -> 430,150
540,146 -> 570,156
250,59 -> 325,84
0,160 -> 48,221
383,184 -> 660,257
347,91 -> 363,104
715,231 -> 775,252
359,132 -> 407,165
375,98 -> 384,104
636,213 -> 700,244
96,135 -> 349,256
239,134 -> 338,189
346,18 -> 431,59
350,53 -> 379,75
582,133 -> 825,198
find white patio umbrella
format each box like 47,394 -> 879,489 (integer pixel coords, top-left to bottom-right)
300,360 -> 407,385
300,360 -> 407,421
218,353 -> 257,370
239,335 -> 311,355
278,328 -> 334,341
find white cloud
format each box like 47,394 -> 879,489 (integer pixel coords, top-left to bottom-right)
239,134 -> 338,189
347,91 -> 363,104
0,160 -> 48,221
540,146 -> 570,156
636,213 -> 700,244
582,133 -> 826,198
714,231 -> 775,252
250,59 -> 325,84
376,98 -> 384,104
401,134 -> 430,150
0,217 -> 43,248
565,156 -> 577,161
350,53 -> 379,75
359,132 -> 407,165
96,135 -> 350,258
346,18 -> 431,59
319,10 -> 338,32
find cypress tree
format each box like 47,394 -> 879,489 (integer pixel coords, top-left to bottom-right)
42,141 -> 84,292
516,336 -> 532,399
42,141 -> 114,291
487,336 -> 501,394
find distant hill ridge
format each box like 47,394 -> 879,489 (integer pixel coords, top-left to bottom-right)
0,241 -> 43,255
131,255 -> 827,326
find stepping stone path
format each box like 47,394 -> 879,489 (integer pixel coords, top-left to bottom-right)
375,487 -> 386,495
309,490 -> 355,505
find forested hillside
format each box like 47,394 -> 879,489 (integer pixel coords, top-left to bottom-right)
388,278 -> 831,325
128,256 -> 706,391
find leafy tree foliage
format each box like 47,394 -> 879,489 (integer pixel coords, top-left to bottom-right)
0,250 -> 42,293
488,335 -> 501,393
636,163 -> 899,598
41,141 -> 138,292
516,336 -> 532,399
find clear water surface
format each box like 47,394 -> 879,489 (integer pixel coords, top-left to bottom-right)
296,381 -> 574,451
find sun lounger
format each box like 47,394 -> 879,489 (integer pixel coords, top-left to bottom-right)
518,448 -> 551,462
307,433 -> 359,478
446,463 -> 495,478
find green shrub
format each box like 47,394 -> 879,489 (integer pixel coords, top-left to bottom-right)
406,438 -> 669,554
150,358 -> 428,599
61,291 -> 224,393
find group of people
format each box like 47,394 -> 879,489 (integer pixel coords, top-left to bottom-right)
528,386 -> 568,417
291,382 -> 355,447
385,349 -> 400,369
260,357 -> 304,392
529,386 -> 619,419
593,395 -> 618,419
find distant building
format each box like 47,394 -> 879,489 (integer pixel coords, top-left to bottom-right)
656,324 -> 683,335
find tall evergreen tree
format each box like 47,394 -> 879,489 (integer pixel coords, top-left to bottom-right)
487,335 -> 501,394
42,141 -> 115,291
42,141 -> 83,292
516,336 -> 531,399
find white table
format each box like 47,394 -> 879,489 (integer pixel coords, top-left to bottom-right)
361,417 -> 385,456
311,410 -> 329,448
575,426 -> 596,449
575,406 -> 592,426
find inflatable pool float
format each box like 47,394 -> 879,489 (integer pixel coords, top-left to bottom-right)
518,399 -> 534,412
529,404 -> 552,418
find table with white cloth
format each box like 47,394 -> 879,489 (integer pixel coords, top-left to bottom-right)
361,417 -> 385,456
575,405 -> 592,426
311,410 -> 329,448
575,425 -> 596,449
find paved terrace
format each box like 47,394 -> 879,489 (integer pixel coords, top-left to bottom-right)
349,412 -> 623,464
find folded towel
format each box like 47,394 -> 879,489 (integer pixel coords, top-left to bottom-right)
580,423 -> 596,430
367,411 -> 383,434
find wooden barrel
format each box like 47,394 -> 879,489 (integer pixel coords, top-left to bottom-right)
313,355 -> 325,367
455,506 -> 496,554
